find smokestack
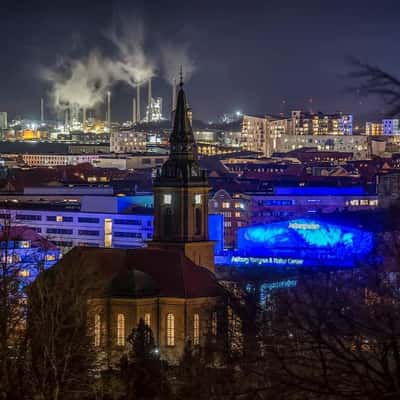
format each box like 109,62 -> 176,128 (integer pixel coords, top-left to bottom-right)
132,97 -> 137,124
40,98 -> 44,123
64,109 -> 69,131
136,84 -> 141,122
82,108 -> 87,125
107,91 -> 111,131
148,78 -> 152,108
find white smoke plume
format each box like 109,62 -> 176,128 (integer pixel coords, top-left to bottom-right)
41,16 -> 196,112
160,42 -> 196,84
106,19 -> 156,86
41,50 -> 114,110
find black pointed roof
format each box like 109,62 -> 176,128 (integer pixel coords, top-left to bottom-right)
154,82 -> 207,186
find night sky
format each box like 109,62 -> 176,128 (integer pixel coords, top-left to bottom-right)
1,0 -> 399,123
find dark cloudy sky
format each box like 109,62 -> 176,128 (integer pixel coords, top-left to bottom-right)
0,0 -> 399,122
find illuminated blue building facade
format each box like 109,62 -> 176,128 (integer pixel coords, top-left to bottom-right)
216,218 -> 374,269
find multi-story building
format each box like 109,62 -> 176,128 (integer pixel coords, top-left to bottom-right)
240,114 -> 269,156
366,122 -> 383,136
4,153 -> 101,167
383,119 -> 400,135
210,185 -> 379,248
93,154 -> 168,170
110,129 -> 147,153
209,189 -> 251,248
291,111 -> 353,136
250,186 -> 379,226
274,134 -> 369,159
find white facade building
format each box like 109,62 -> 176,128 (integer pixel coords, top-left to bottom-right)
273,134 -> 369,159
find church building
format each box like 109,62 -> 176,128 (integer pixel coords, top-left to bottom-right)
48,79 -> 220,364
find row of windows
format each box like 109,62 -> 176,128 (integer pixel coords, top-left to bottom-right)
94,313 -> 201,348
16,214 -> 41,221
114,219 -> 143,226
46,228 -> 73,235
114,231 -> 142,238
78,217 -> 100,224
47,216 -> 73,222
78,230 -> 100,236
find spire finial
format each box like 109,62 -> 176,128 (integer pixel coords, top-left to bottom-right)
179,65 -> 183,87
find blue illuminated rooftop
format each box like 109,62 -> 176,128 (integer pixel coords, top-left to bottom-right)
274,186 -> 367,196
217,218 -> 374,269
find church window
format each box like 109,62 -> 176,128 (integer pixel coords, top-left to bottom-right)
194,194 -> 202,204
163,194 -> 172,205
94,314 -> 101,347
166,313 -> 175,346
193,313 -> 200,345
144,313 -> 151,328
117,314 -> 125,346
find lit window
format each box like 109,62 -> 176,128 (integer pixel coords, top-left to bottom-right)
163,194 -> 172,205
369,199 -> 378,206
193,313 -> 200,345
235,211 -> 241,218
19,241 -> 30,248
94,314 -> 101,347
45,254 -> 56,261
360,200 -> 369,205
350,199 -> 359,206
117,314 -> 125,346
56,216 -> 63,222
194,194 -> 202,204
144,313 -> 151,328
166,313 -> 175,346
19,269 -> 30,278
222,202 -> 230,209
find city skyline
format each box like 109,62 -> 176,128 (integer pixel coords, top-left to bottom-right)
0,0 -> 399,121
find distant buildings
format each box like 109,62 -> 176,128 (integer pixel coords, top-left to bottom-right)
366,122 -> 383,136
273,134 -> 369,159
290,111 -> 353,136
110,129 -> 147,153
383,119 -> 400,135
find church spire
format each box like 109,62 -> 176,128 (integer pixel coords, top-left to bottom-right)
155,77 -> 204,184
170,73 -> 196,161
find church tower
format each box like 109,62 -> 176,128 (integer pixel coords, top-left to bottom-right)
150,78 -> 215,272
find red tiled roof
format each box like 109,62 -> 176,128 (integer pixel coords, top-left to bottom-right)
55,246 -> 220,299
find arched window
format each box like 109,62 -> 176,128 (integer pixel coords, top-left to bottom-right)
144,313 -> 151,328
195,208 -> 202,235
94,314 -> 101,347
193,313 -> 200,345
117,313 -> 125,346
166,313 -> 175,346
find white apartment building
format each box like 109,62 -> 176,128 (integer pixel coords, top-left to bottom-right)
93,154 -> 168,170
274,134 -> 369,159
9,153 -> 101,167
